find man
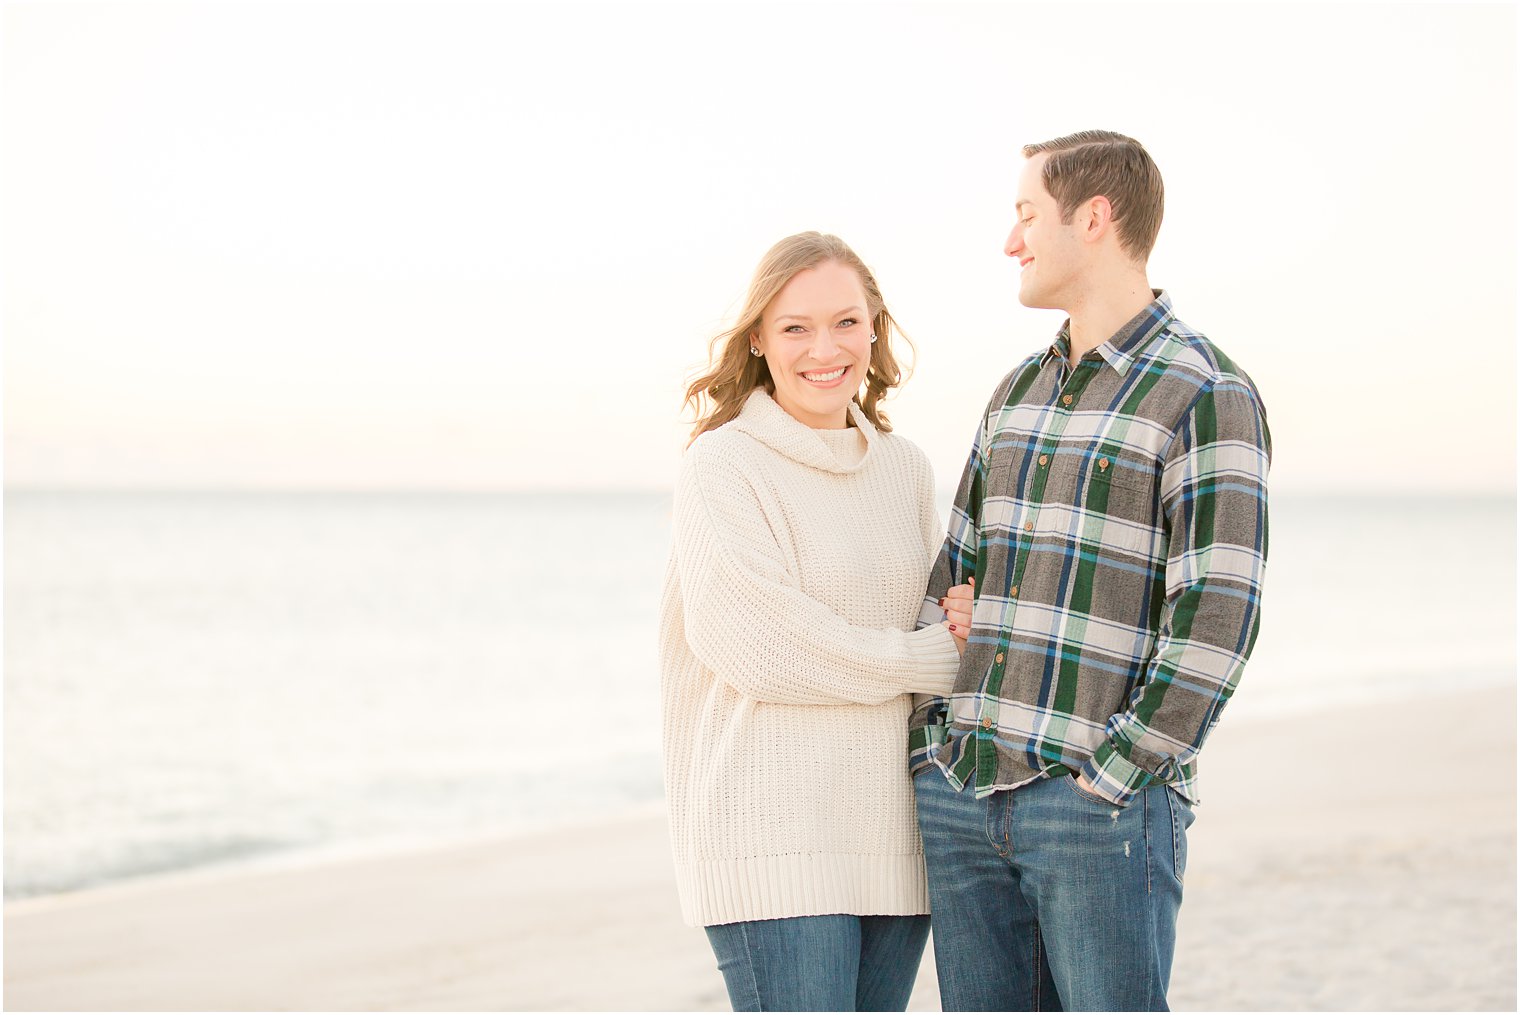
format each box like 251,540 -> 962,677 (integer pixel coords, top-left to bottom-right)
912,130 -> 1271,1011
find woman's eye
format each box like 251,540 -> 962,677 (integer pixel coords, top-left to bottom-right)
1021,217 -> 1033,226
783,325 -> 806,334
837,318 -> 858,328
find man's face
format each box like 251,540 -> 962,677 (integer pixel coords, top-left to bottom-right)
1004,154 -> 1086,310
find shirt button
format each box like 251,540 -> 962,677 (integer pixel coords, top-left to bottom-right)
1023,521 -> 1034,533
1098,457 -> 1110,471
1009,586 -> 1018,597
981,717 -> 994,730
1062,394 -> 1073,406
1038,454 -> 1049,466
995,652 -> 1005,663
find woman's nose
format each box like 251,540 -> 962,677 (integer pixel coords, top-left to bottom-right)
810,329 -> 841,359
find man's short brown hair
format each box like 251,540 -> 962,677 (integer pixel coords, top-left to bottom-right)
1022,130 -> 1164,262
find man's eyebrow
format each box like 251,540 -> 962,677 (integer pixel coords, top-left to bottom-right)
1015,199 -> 1033,211
775,306 -> 864,322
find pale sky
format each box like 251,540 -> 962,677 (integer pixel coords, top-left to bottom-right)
4,1 -> 1516,493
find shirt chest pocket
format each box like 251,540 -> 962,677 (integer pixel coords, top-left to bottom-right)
1048,449 -> 1161,544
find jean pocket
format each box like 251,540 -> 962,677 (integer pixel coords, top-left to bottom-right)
1060,773 -> 1124,809
1164,787 -> 1193,885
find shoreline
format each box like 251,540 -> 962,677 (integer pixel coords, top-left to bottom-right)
4,800 -> 673,915
9,667 -> 1513,909
5,683 -> 1516,1011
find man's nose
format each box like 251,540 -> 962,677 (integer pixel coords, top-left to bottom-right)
1005,225 -> 1023,258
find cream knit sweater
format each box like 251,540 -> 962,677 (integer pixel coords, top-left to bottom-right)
659,388 -> 960,927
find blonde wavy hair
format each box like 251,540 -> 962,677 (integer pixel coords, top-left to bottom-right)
684,232 -> 912,444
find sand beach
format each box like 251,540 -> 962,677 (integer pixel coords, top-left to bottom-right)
5,684 -> 1514,1012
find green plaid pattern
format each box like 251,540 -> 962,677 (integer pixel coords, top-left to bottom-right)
911,291 -> 1271,806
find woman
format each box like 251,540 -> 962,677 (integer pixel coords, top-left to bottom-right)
658,231 -> 972,1012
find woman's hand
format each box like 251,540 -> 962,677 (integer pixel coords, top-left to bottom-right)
940,577 -> 975,655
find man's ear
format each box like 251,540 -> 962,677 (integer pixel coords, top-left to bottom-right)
1083,195 -> 1114,243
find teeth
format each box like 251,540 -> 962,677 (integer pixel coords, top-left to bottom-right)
803,367 -> 847,382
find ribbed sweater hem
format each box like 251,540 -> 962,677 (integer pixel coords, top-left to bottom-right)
675,852 -> 930,927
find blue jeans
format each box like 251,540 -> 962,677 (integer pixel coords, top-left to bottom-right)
704,913 -> 930,1012
914,767 -> 1194,1012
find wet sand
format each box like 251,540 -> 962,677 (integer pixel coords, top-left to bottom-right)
5,684 -> 1514,1011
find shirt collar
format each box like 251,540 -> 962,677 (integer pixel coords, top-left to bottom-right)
1038,289 -> 1174,376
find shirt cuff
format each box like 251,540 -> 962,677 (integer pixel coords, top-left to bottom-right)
908,696 -> 949,774
1079,739 -> 1159,808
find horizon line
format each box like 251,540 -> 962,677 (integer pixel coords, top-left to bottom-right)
3,485 -> 1516,503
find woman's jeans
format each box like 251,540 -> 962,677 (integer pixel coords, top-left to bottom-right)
704,913 -> 930,1012
914,766 -> 1194,1012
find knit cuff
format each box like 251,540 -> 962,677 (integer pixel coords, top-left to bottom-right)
904,624 -> 960,696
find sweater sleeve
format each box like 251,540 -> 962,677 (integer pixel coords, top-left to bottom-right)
674,442 -> 961,707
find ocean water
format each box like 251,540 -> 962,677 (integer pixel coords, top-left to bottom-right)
4,491 -> 1514,899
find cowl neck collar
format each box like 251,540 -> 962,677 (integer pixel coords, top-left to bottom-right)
727,388 -> 878,475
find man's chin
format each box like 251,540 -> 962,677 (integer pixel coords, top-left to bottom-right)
1018,290 -> 1052,310
1017,282 -> 1068,311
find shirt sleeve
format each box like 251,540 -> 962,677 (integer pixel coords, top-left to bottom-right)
674,442 -> 961,707
909,414 -> 987,770
918,417 -> 984,625
1079,376 -> 1272,805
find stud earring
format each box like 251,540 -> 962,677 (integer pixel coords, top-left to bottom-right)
750,346 -> 762,357
869,333 -> 878,344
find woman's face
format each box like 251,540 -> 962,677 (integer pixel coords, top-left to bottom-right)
753,260 -> 873,430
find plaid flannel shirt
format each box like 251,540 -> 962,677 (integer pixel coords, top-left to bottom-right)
911,291 -> 1271,806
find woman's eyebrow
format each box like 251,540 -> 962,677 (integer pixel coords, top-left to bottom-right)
775,306 -> 864,323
